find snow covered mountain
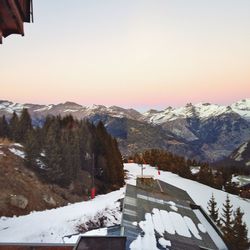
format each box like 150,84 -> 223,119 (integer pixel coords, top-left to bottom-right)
143,99 -> 250,124
0,100 -> 142,121
1,99 -> 250,122
1,99 -> 250,162
142,99 -> 250,161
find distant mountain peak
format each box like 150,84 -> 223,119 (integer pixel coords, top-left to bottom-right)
62,101 -> 82,107
185,102 -> 193,107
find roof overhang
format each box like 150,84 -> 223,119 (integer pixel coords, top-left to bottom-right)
0,0 -> 33,43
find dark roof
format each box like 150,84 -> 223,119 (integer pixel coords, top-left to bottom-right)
121,179 -> 228,250
75,236 -> 126,250
0,0 -> 33,43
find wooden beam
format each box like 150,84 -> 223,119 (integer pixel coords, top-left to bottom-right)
0,30 -> 2,43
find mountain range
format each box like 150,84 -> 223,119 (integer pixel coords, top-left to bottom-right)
1,99 -> 250,162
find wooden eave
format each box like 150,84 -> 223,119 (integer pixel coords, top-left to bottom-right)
0,0 -> 24,38
0,0 -> 32,43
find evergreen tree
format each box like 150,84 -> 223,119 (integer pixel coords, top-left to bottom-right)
178,160 -> 192,178
70,132 -> 81,180
0,115 -> 9,138
61,129 -> 81,185
9,111 -> 19,141
221,195 -> 234,245
231,207 -> 250,250
24,129 -> 40,168
93,121 -> 124,187
207,193 -> 219,223
43,119 -> 64,185
21,114 -> 124,191
16,108 -> 32,142
197,164 -> 214,186
79,121 -> 93,172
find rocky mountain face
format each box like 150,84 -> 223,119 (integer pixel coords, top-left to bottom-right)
214,141 -> 250,169
1,99 -> 250,162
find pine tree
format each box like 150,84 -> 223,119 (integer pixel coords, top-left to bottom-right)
221,194 -> 234,245
61,129 -> 81,186
43,119 -> 64,185
9,111 -> 19,141
0,115 -> 9,138
230,207 -> 250,250
24,129 -> 40,168
16,108 -> 32,142
198,164 -> 214,186
207,193 -> 219,223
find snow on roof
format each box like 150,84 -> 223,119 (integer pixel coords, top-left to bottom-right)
123,177 -> 227,250
127,200 -> 222,249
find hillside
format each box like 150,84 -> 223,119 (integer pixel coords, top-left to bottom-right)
213,140 -> 250,172
0,163 -> 249,243
1,99 -> 250,162
0,140 -> 90,217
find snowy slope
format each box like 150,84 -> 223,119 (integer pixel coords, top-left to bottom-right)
0,188 -> 124,243
0,163 -> 249,244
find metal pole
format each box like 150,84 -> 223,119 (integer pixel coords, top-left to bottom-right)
92,153 -> 95,188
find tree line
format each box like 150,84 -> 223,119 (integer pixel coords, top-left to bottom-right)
132,149 -> 193,179
0,110 -> 124,191
207,194 -> 249,250
131,148 -> 243,195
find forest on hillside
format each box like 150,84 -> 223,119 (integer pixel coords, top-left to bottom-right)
0,109 -> 124,193
132,149 -> 242,195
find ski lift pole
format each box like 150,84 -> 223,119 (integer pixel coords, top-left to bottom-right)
141,164 -> 143,177
91,153 -> 96,199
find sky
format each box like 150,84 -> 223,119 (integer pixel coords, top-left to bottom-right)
1,0 -> 250,111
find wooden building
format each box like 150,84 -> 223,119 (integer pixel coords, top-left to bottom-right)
0,0 -> 33,43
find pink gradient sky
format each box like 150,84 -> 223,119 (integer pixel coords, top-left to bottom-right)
1,0 -> 250,111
